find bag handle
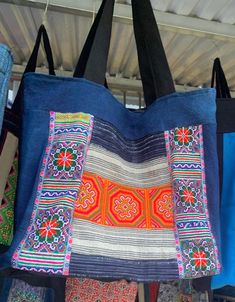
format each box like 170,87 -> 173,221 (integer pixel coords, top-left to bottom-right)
211,57 -> 231,99
73,0 -> 175,106
12,24 -> 55,113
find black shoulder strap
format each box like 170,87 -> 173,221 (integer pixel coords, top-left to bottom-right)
12,24 -> 55,114
211,57 -> 231,99
132,0 -> 175,105
74,0 -> 175,106
73,0 -> 113,86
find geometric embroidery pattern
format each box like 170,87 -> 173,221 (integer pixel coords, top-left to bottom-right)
7,279 -> 47,302
65,278 -> 138,302
12,112 -> 93,275
75,171 -> 174,229
0,150 -> 18,246
165,125 -> 220,278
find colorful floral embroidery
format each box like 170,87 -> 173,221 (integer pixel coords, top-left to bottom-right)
53,146 -> 78,172
174,179 -> 204,214
12,112 -> 93,275
33,209 -> 68,248
181,239 -> 218,276
165,125 -> 220,278
179,186 -> 196,205
174,127 -> 194,147
46,142 -> 85,179
170,126 -> 200,153
190,247 -> 210,271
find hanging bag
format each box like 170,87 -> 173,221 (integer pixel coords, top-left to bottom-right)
211,58 -> 235,289
0,24 -> 55,249
1,0 -> 220,281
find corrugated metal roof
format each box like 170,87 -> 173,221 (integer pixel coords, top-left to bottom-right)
1,0 -> 235,105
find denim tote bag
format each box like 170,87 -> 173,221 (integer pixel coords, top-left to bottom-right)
1,0 -> 220,282
211,58 -> 235,289
0,25 -> 55,251
0,44 -> 13,133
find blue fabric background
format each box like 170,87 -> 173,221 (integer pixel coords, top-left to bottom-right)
212,132 -> 235,289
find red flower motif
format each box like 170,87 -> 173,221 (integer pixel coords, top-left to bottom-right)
39,218 -> 59,239
190,247 -> 210,271
182,189 -> 195,203
53,147 -> 78,172
174,127 -> 193,146
193,250 -> 207,268
179,186 -> 196,206
57,150 -> 73,168
36,214 -> 63,244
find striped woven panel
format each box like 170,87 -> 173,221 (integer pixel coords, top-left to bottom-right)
12,113 -> 220,281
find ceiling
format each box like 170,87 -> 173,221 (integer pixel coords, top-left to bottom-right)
1,0 -> 235,105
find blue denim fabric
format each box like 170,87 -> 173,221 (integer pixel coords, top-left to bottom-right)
0,44 -> 13,133
212,132 -> 235,289
0,73 -> 219,274
203,124 -> 221,260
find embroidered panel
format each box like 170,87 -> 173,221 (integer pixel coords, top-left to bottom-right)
165,125 -> 220,278
75,171 -> 174,229
7,279 -> 46,302
65,278 -> 138,302
12,112 -> 93,274
0,151 -> 17,246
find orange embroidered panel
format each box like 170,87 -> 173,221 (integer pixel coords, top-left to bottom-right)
74,171 -> 174,229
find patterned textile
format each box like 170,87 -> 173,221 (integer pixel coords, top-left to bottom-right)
157,281 -> 209,302
0,44 -> 13,132
0,151 -> 17,246
11,109 -> 220,280
12,112 -> 93,274
0,279 -> 47,302
165,126 -> 219,278
65,278 -> 138,302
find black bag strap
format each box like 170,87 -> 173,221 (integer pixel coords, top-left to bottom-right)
73,0 -> 175,106
211,57 -> 231,99
12,24 -> 55,114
